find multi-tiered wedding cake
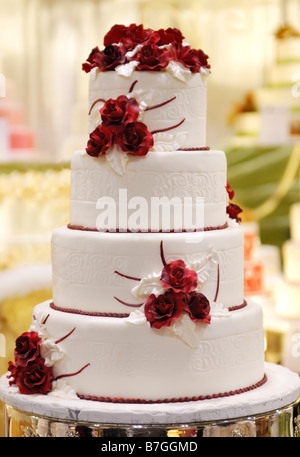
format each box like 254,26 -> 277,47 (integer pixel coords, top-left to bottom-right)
5,24 -> 267,404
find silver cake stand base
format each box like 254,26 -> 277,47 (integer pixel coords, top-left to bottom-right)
1,363 -> 300,437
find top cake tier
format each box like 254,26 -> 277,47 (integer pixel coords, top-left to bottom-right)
73,25 -> 238,232
88,70 -> 207,149
83,24 -> 210,150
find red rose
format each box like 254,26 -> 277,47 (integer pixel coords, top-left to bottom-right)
226,182 -> 235,200
184,292 -> 211,324
86,124 -> 114,157
116,122 -> 153,156
100,95 -> 140,129
144,291 -> 186,329
13,331 -> 41,367
160,260 -> 198,294
136,43 -> 171,71
97,45 -> 127,71
227,203 -> 243,222
8,358 -> 53,395
172,44 -> 210,73
156,27 -> 184,46
82,45 -> 126,72
82,46 -> 102,73
7,360 -> 18,385
104,24 -> 153,50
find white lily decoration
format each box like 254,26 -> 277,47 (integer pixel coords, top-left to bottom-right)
152,131 -> 188,152
105,145 -> 129,176
131,272 -> 165,299
89,104 -> 104,131
29,313 -> 49,341
49,380 -> 78,399
187,247 -> 219,290
168,312 -> 200,348
166,60 -> 193,82
125,309 -> 147,325
200,67 -> 211,76
115,60 -> 139,77
127,88 -> 154,120
168,301 -> 230,348
210,301 -> 231,317
40,339 -> 65,367
30,313 -> 66,367
125,44 -> 143,60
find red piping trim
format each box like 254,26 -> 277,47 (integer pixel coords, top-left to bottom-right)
228,300 -> 247,311
67,223 -> 228,233
76,373 -> 267,404
49,300 -> 247,317
50,302 -> 130,318
180,147 -> 210,150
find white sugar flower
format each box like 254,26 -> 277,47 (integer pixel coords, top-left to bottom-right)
115,60 -> 139,77
166,60 -> 192,82
49,380 -> 78,399
152,131 -> 188,152
125,309 -> 147,325
89,106 -> 103,130
29,313 -> 49,341
40,339 -> 65,367
210,301 -> 231,317
131,272 -> 165,299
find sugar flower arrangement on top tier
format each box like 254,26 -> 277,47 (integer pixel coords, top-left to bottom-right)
82,23 -> 210,75
82,24 -> 211,174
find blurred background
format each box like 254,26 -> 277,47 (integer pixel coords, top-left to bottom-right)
0,0 -> 300,435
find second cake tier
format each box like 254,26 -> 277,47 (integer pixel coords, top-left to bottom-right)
52,223 -> 244,315
70,149 -> 228,232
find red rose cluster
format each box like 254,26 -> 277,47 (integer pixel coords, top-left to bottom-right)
7,331 -> 53,395
226,181 -> 243,223
144,260 -> 211,329
82,23 -> 210,73
86,95 -> 153,158
86,95 -> 153,157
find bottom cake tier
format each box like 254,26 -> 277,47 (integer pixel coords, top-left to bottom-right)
11,298 -> 267,403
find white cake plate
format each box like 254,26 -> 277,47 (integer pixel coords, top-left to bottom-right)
1,362 -> 300,437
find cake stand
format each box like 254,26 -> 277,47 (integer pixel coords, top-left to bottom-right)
1,362 -> 300,437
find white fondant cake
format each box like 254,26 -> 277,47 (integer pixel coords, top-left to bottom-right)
268,25 -> 300,88
51,224 -> 244,315
230,24 -> 300,143
5,24 -> 267,404
276,203 -> 300,318
30,298 -> 264,402
88,70 -> 207,149
275,24 -> 300,62
70,148 -> 227,231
